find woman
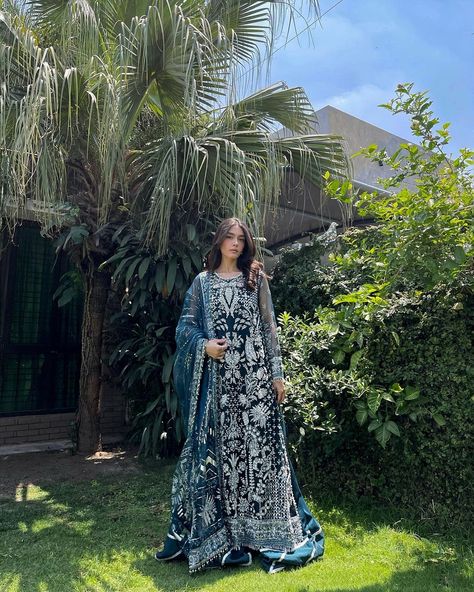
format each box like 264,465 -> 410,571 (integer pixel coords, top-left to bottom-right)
155,218 -> 324,574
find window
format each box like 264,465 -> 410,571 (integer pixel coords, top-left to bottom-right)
0,223 -> 82,414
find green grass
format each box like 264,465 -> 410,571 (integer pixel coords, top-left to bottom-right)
0,459 -> 472,592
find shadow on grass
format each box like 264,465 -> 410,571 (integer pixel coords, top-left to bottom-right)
0,457 -> 472,592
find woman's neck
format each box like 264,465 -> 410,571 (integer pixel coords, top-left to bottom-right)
216,256 -> 240,273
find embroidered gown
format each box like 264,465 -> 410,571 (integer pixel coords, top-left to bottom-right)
158,270 -> 324,573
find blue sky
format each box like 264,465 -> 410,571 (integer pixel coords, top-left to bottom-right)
266,0 -> 473,153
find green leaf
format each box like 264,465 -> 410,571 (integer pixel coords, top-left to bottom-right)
190,249 -> 202,270
165,383 -> 171,412
186,224 -> 196,242
182,256 -> 192,277
138,257 -> 151,280
367,390 -> 381,413
375,425 -> 391,448
356,409 -> 368,425
125,258 -> 141,285
386,420 -> 400,436
140,397 -> 160,417
333,349 -> 345,364
155,326 -> 169,338
404,386 -> 420,400
138,426 -> 150,456
453,245 -> 466,264
161,353 -> 175,384
433,413 -> 446,427
368,418 -> 382,432
350,349 -> 363,370
166,257 -> 178,293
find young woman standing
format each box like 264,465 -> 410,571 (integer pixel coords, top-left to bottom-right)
156,217 -> 324,573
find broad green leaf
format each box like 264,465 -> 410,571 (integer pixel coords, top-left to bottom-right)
367,390 -> 381,413
350,349 -> 363,370
375,425 -> 391,448
404,386 -> 420,400
356,409 -> 368,426
368,418 -> 382,432
386,420 -> 400,436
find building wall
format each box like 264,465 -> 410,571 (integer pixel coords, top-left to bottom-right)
0,386 -> 126,448
314,105 -> 417,191
265,105 -> 416,247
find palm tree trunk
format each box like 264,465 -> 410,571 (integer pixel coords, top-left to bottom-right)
76,261 -> 110,453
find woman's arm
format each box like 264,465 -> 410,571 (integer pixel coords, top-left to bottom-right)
258,272 -> 285,402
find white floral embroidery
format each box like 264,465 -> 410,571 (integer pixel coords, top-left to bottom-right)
201,494 -> 217,526
210,273 -> 303,550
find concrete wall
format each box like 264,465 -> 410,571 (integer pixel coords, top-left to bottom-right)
265,105 -> 416,246
314,105 -> 416,190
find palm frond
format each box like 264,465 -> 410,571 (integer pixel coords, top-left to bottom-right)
215,82 -> 315,134
275,134 -> 350,187
26,0 -> 99,64
205,1 -> 320,65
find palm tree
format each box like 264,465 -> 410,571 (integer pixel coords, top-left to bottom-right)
0,0 -> 348,452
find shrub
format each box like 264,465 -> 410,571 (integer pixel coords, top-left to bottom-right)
277,264 -> 473,526
273,84 -> 474,525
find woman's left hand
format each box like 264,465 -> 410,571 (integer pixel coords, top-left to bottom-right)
273,379 -> 285,404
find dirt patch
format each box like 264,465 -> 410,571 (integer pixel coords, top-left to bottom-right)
0,447 -> 142,500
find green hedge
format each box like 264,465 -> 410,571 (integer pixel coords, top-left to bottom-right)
274,240 -> 474,527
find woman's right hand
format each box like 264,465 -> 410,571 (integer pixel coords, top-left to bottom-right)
205,338 -> 228,362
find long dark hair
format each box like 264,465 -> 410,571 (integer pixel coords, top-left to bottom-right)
206,217 -> 263,291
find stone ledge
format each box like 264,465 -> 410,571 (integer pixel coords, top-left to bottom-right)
0,440 -> 73,456
0,434 -> 125,456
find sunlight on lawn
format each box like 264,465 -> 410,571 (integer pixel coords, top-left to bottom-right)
0,471 -> 471,592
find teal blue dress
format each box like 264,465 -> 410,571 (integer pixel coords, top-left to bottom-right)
157,271 -> 324,573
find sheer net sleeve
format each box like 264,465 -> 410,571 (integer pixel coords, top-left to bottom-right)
258,272 -> 284,380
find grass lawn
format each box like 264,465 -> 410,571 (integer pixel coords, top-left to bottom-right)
0,457 -> 472,592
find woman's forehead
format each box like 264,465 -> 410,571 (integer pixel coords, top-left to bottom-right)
227,224 -> 245,236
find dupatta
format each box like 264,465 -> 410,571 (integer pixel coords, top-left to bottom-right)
170,272 -> 230,572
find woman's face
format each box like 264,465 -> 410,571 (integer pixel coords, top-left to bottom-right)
219,224 -> 246,261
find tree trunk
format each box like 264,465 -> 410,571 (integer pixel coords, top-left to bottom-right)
76,262 -> 110,453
